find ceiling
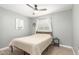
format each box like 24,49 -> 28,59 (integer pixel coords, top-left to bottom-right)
0,4 -> 72,18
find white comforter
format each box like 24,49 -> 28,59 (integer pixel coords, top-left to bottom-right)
9,34 -> 52,55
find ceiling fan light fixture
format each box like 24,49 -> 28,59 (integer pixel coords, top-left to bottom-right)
26,4 -> 47,11
33,10 -> 40,15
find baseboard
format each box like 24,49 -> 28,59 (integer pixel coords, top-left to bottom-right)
60,44 -> 72,49
60,44 -> 76,55
0,47 -> 9,50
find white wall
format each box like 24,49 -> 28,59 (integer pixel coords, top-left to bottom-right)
73,5 -> 79,54
35,10 -> 73,46
52,10 -> 73,46
0,7 -> 33,48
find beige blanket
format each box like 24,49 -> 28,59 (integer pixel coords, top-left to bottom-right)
9,34 -> 52,55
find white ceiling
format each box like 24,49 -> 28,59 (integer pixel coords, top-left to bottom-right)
0,4 -> 72,18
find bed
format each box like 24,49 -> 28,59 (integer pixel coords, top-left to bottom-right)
9,32 -> 52,55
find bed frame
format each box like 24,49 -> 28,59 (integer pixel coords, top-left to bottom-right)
10,31 -> 53,55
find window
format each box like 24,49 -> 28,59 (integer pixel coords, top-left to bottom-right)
36,17 -> 52,32
16,18 -> 24,30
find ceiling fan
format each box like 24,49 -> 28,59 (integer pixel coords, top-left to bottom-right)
26,4 -> 47,11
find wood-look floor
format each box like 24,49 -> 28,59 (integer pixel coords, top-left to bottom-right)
0,45 -> 73,55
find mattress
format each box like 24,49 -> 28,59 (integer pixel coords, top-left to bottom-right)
9,34 -> 52,55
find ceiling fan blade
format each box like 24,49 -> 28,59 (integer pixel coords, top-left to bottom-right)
26,4 -> 35,10
26,4 -> 47,12
38,8 -> 47,11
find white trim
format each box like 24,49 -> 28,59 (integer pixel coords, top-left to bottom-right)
0,47 -> 9,51
60,44 -> 72,49
60,44 -> 76,55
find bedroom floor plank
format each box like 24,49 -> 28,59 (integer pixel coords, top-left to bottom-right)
0,45 -> 73,55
